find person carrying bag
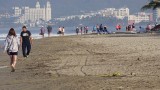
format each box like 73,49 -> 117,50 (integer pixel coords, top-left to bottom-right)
4,28 -> 20,72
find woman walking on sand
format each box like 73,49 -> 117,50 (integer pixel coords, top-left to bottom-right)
4,28 -> 20,72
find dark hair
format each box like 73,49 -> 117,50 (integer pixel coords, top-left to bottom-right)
22,26 -> 26,29
8,28 -> 16,36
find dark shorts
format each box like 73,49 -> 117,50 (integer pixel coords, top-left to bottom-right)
9,52 -> 18,55
57,31 -> 62,34
48,30 -> 52,33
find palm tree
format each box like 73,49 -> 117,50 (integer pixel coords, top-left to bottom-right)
141,0 -> 160,10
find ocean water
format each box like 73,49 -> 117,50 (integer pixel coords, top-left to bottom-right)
0,26 -> 122,40
0,27 -> 75,51
0,27 -> 77,41
0,25 -> 136,44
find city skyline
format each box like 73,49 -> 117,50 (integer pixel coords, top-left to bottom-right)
55,7 -> 152,24
0,0 -> 156,27
0,0 -> 147,18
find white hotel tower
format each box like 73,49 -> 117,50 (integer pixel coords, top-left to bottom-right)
13,1 -> 52,24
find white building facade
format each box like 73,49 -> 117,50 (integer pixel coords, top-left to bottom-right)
128,12 -> 151,24
114,8 -> 129,19
100,8 -> 129,19
13,1 -> 51,24
153,8 -> 160,22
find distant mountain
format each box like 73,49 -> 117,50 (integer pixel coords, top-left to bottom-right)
0,0 -> 148,18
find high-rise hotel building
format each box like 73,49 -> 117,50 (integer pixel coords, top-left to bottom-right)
13,1 -> 51,24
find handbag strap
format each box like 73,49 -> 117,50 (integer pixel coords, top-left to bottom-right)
7,36 -> 14,49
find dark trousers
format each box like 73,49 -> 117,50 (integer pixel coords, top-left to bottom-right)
22,43 -> 31,57
97,29 -> 100,34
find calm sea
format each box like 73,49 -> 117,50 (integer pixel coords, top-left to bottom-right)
0,27 -> 77,41
0,26 -> 77,50
0,25 -> 140,48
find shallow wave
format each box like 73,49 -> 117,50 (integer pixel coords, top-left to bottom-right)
0,33 -> 76,40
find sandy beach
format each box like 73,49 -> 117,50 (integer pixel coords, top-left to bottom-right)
1,33 -> 160,90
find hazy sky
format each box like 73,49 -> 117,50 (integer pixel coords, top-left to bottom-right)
0,0 -> 148,18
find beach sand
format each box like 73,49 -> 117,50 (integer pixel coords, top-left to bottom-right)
1,34 -> 160,90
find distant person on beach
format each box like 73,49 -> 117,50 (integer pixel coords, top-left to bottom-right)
96,24 -> 100,34
132,23 -> 135,30
40,26 -> 45,38
57,27 -> 62,35
62,27 -> 65,36
116,24 -> 121,31
85,26 -> 89,34
92,25 -> 97,33
126,26 -> 128,31
119,25 -> 121,30
100,24 -> 103,34
20,26 -> 32,58
104,26 -> 109,34
146,24 -> 152,32
128,25 -> 131,31
84,27 -> 86,34
47,25 -> 52,37
130,23 -> 136,31
4,28 -> 20,72
76,27 -> 79,35
80,27 -> 83,35
116,24 -> 119,30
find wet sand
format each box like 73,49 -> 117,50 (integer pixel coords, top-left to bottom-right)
1,34 -> 160,90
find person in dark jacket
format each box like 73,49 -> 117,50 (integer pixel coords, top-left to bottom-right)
47,25 -> 52,37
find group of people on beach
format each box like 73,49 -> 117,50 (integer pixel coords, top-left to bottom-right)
57,27 -> 65,36
40,25 -> 66,37
39,25 -> 53,38
145,24 -> 152,32
116,24 -> 122,31
76,26 -> 89,35
75,23 -> 157,35
76,24 -> 110,35
139,24 -> 154,33
94,24 -> 109,34
126,23 -> 136,31
1,26 -> 32,72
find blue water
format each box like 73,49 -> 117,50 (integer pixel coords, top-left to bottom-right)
0,25 -> 141,45
0,27 -> 77,39
0,26 -> 119,40
0,26 -> 83,48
